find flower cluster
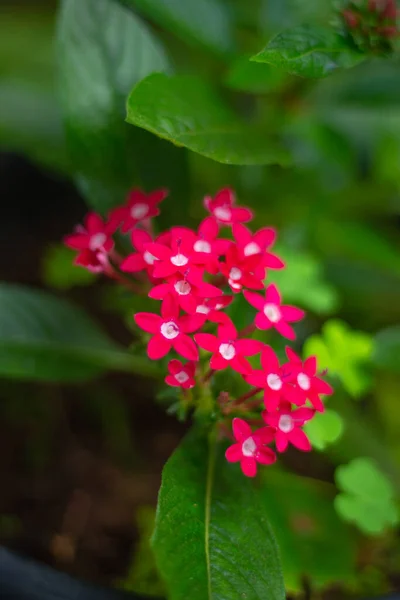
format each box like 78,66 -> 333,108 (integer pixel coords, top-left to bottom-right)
342,0 -> 398,51
65,187 -> 333,477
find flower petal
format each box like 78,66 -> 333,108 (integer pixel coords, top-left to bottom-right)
179,314 -> 205,334
240,456 -> 257,477
288,429 -> 312,451
198,216 -> 218,240
232,223 -> 252,246
165,374 -> 180,387
275,431 -> 289,452
275,321 -> 296,340
131,228 -> 152,251
145,242 -> 171,261
147,334 -> 171,359
168,359 -> 183,375
256,447 -> 276,465
232,418 -> 252,441
265,284 -> 281,305
304,356 -> 317,376
292,407 -> 315,423
236,339 -> 264,357
173,334 -> 199,361
85,212 -> 104,234
231,355 -> 252,374
254,426 -> 276,445
243,290 -> 265,310
281,305 -> 305,322
225,443 -> 242,463
134,313 -> 162,333
64,233 -> 89,250
285,346 -> 302,364
254,227 -> 276,249
263,253 -> 285,269
148,283 -> 170,300
261,345 -> 279,372
232,207 -> 253,223
255,312 -> 272,330
210,353 -> 228,371
194,333 -> 218,352
313,378 -> 334,395
161,294 -> 179,319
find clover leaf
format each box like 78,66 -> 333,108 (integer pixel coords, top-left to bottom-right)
304,409 -> 344,451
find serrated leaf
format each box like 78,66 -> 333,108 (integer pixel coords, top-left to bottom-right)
334,458 -> 399,535
0,283 -> 152,382
127,73 -> 292,166
119,0 -> 235,56
57,0 -> 189,215
152,426 -> 285,600
304,409 -> 344,451
252,26 -> 364,79
260,470 -> 356,592
304,320 -> 373,398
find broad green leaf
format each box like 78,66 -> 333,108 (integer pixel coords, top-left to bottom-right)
152,426 -> 285,600
224,56 -> 287,94
268,246 -> 339,315
58,0 -> 189,215
42,245 -> 96,290
0,283 -> 154,382
119,0 -> 235,56
304,409 -> 344,451
260,470 -> 356,592
334,458 -> 399,535
127,73 -> 292,166
373,326 -> 400,374
304,320 -> 373,398
252,26 -> 363,79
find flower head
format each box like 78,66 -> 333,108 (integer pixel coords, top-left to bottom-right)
145,227 -> 202,280
191,217 -> 231,274
232,223 -> 285,275
165,359 -> 196,389
64,212 -> 116,272
204,188 -> 253,226
263,401 -> 314,453
110,188 -> 167,233
285,348 -> 333,411
225,418 -> 276,477
246,345 -> 293,411
220,245 -> 264,293
149,274 -> 222,313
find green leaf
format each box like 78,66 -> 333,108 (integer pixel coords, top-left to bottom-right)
334,458 -> 399,535
0,283 -> 151,382
58,0 -> 189,215
252,26 -> 363,79
119,0 -> 235,56
260,469 -> 356,592
224,56 -> 287,94
152,426 -> 285,600
304,409 -> 344,451
304,320 -> 373,398
42,245 -> 96,290
373,326 -> 400,374
127,73 -> 292,166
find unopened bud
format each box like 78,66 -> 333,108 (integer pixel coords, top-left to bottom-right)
343,9 -> 360,28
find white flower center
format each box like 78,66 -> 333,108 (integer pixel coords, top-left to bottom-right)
219,342 -> 236,360
194,240 -> 212,253
242,437 -> 257,457
244,242 -> 261,257
229,278 -> 242,291
160,321 -> 180,340
267,373 -> 282,391
171,253 -> 189,267
130,203 -> 149,220
143,250 -> 157,265
264,303 -> 281,323
297,372 -> 311,391
278,414 -> 294,433
196,304 -> 210,315
214,206 -> 232,222
215,303 -> 224,310
174,280 -> 191,295
229,267 -> 242,281
175,371 -> 189,384
89,232 -> 107,251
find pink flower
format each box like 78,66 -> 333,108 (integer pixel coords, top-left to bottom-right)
149,274 -> 222,313
204,188 -> 253,226
263,402 -> 314,453
145,227 -> 202,280
220,245 -> 264,293
244,284 -> 304,340
165,359 -> 196,389
232,223 -> 284,267
134,296 -> 203,361
64,213 -> 115,254
120,229 -> 157,278
225,418 -> 276,477
110,188 -> 168,233
285,348 -> 333,412
191,217 -> 231,274
74,248 -> 108,273
192,295 -> 234,318
246,345 -> 293,411
195,320 -> 263,374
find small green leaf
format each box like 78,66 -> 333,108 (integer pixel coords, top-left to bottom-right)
373,326 -> 400,374
252,26 -> 364,79
260,469 -> 357,592
127,73 -> 292,166
224,56 -> 286,94
0,283 -> 152,382
334,458 -> 399,535
42,245 -> 96,290
304,320 -> 373,398
119,0 -> 235,56
152,426 -> 285,600
304,409 -> 344,451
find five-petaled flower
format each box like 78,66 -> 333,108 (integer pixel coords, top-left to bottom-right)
148,274 -> 222,313
285,348 -> 333,412
225,418 -> 276,477
220,245 -> 265,293
244,284 -> 304,340
110,188 -> 168,233
246,345 -> 293,411
165,359 -> 196,389
263,402 -> 314,453
232,223 -> 285,275
145,227 -> 202,280
64,213 -> 116,271
204,187 -> 253,226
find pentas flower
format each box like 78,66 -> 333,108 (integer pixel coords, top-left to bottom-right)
204,188 -> 253,226
220,245 -> 264,293
165,360 -> 196,389
285,348 -> 333,412
149,274 -> 222,313
263,402 -> 314,453
190,296 -> 234,324
110,188 -> 168,233
246,345 -> 293,411
74,248 -> 109,273
120,229 -> 157,278
225,418 -> 276,477
191,217 -> 231,274
244,284 -> 304,340
134,296 -> 203,361
195,320 -> 263,374
232,224 -> 285,275
145,227 -> 202,280
64,213 -> 116,261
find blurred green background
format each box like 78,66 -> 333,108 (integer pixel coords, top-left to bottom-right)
0,0 -> 399,598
